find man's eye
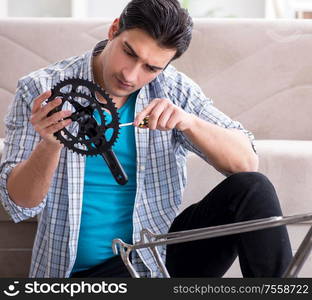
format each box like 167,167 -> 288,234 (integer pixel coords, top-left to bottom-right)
146,66 -> 157,73
124,49 -> 134,57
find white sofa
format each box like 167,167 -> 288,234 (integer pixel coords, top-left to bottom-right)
0,18 -> 311,277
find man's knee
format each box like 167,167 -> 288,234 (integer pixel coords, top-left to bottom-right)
227,172 -> 274,192
227,172 -> 282,216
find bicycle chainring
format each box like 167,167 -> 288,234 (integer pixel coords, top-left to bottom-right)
46,78 -> 120,156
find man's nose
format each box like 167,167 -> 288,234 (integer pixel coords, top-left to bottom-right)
121,64 -> 140,83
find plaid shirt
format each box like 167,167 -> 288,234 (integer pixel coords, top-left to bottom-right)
0,42 -> 255,278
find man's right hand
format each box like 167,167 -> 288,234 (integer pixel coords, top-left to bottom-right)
30,90 -> 72,150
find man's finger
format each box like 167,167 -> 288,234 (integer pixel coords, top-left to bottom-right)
38,110 -> 72,131
134,99 -> 160,126
32,90 -> 52,114
157,107 -> 174,129
30,98 -> 62,125
46,119 -> 72,135
40,98 -> 63,117
146,103 -> 166,130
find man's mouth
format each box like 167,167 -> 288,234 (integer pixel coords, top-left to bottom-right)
116,77 -> 134,89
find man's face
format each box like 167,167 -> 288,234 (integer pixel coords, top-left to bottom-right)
97,24 -> 176,99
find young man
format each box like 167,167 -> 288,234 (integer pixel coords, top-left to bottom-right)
0,0 -> 292,278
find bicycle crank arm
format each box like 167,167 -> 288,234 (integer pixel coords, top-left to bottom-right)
101,149 -> 128,185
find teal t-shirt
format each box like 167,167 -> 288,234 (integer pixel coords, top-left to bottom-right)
72,91 -> 138,273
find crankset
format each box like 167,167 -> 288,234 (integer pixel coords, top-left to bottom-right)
46,78 -> 128,185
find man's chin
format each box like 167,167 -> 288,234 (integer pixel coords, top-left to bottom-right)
108,88 -> 137,99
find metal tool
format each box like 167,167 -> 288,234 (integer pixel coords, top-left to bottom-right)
119,117 -> 150,128
112,212 -> 312,278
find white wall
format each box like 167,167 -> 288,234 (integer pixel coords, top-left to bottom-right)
0,0 -> 8,17
7,0 -> 71,17
87,0 -> 129,18
2,0 -> 129,18
1,0 -> 267,18
83,0 -> 266,19
186,0 -> 265,18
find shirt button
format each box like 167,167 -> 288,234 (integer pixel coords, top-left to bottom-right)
139,128 -> 146,134
140,165 -> 145,171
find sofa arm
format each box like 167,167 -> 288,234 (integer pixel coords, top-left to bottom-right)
182,140 -> 312,216
257,140 -> 312,216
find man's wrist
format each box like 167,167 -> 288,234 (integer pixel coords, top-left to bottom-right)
178,113 -> 197,132
39,139 -> 63,154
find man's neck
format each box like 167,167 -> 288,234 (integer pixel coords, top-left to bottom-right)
92,52 -> 127,108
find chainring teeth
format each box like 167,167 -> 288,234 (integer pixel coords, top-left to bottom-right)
47,78 -> 120,156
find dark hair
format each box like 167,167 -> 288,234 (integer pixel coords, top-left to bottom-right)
116,0 -> 193,60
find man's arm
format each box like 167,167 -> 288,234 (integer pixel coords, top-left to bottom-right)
7,140 -> 62,208
7,91 -> 72,208
181,115 -> 258,174
134,98 -> 258,174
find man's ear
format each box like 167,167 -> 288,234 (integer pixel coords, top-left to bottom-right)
108,18 -> 120,40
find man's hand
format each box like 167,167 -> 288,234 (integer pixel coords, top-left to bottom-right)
30,91 -> 72,150
134,98 -> 194,131
134,97 -> 258,174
